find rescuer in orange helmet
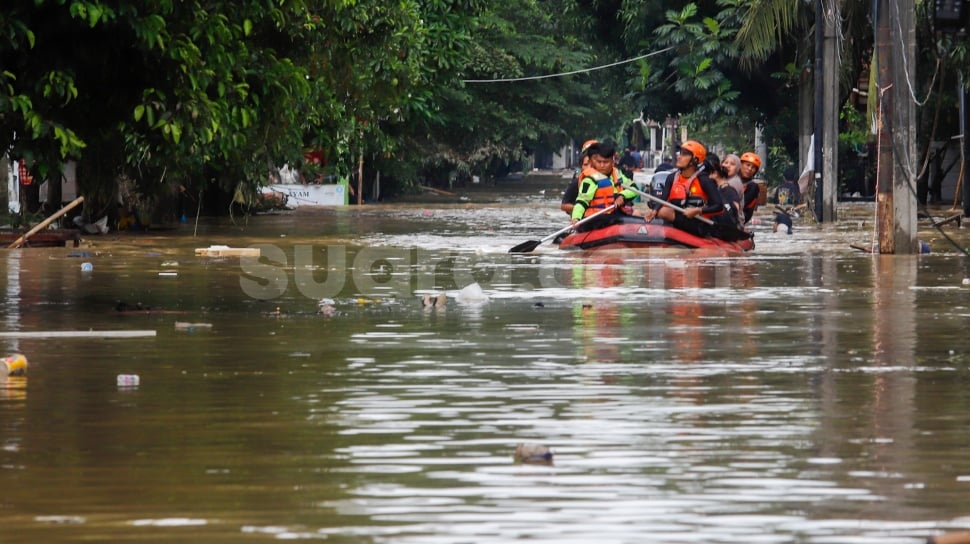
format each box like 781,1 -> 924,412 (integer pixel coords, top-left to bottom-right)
739,151 -> 762,224
643,139 -> 726,238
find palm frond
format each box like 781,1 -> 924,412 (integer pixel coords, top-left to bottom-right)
735,0 -> 803,70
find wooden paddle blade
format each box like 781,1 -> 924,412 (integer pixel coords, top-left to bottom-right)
508,240 -> 542,253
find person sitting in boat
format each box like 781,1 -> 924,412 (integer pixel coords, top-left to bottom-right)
570,142 -> 636,224
643,139 -> 726,238
720,153 -> 745,202
561,139 -> 598,216
705,154 -> 745,232
739,151 -> 762,224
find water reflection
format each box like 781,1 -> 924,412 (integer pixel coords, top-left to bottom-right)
3,251 -> 22,348
2,201 -> 970,543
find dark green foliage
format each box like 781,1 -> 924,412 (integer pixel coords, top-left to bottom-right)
2,0 -> 969,212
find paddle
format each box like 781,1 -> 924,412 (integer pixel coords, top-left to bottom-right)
508,204 -> 617,253
625,186 -> 714,225
625,185 -> 752,241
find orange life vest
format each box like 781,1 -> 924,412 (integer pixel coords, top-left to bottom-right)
582,169 -> 623,217
669,174 -> 709,209
742,181 -> 759,210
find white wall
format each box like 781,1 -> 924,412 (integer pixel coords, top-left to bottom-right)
6,157 -> 20,213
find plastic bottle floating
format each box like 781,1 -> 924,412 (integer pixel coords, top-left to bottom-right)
1,354 -> 28,377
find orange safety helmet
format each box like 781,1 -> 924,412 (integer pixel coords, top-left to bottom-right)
740,152 -> 762,170
580,139 -> 598,156
679,140 -> 707,165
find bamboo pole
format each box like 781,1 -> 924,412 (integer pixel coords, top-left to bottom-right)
6,195 -> 85,249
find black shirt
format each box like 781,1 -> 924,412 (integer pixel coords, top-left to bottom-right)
561,173 -> 580,206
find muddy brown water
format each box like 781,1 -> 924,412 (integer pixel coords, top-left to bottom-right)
3,177 -> 970,543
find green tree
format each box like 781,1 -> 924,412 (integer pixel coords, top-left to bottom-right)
0,0 -> 481,214
383,0 -> 620,188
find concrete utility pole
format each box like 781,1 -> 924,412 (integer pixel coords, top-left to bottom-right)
962,74 -> 970,218
814,0 -> 840,223
875,0 -> 918,254
891,0 -> 917,253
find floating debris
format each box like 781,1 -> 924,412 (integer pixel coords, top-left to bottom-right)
116,374 -> 140,388
0,330 -> 155,339
318,298 -> 338,317
174,322 -> 213,332
514,443 -> 553,465
195,245 -> 260,257
455,282 -> 488,304
35,515 -> 86,525
421,293 -> 447,308
262,307 -> 284,318
927,531 -> 970,544
1,354 -> 27,377
115,301 -> 161,312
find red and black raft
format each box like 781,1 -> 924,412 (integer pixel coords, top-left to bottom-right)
558,214 -> 754,253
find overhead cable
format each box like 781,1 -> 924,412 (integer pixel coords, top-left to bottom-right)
461,46 -> 675,84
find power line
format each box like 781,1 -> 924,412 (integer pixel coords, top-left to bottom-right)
461,47 -> 675,84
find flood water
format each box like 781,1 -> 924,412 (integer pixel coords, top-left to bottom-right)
4,178 -> 970,543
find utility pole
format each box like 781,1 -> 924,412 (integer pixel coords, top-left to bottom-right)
875,0 -> 918,253
962,74 -> 970,218
875,3 -> 895,252
814,0 -> 840,223
813,0 -> 824,222
891,0 -> 917,253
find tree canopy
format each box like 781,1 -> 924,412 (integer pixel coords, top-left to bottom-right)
2,0 -> 969,214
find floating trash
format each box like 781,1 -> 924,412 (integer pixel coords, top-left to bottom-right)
421,293 -> 447,308
130,518 -> 207,527
927,530 -> 970,544
116,374 -> 140,388
35,515 -> 86,524
455,282 -> 488,304
1,354 -> 27,377
514,443 -> 553,465
174,322 -> 213,332
195,245 -> 260,257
